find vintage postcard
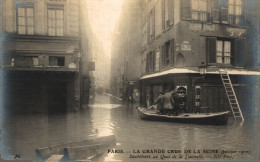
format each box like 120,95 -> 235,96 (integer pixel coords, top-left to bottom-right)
0,0 -> 259,162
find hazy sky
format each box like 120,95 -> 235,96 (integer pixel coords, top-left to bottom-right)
86,0 -> 124,87
86,0 -> 124,56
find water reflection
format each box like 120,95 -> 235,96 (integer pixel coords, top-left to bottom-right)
0,93 -> 259,161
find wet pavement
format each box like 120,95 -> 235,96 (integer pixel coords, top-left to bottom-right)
0,93 -> 259,161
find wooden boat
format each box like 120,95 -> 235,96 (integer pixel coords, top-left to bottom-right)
137,107 -> 229,125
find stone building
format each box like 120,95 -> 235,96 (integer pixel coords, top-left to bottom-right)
0,0 -> 92,112
140,0 -> 260,118
110,0 -> 143,101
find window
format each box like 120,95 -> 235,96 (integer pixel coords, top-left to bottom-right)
162,0 -> 174,30
220,0 -> 229,24
161,39 -> 174,68
155,1 -> 162,37
17,6 -> 34,35
181,0 -> 191,20
228,0 -> 242,25
14,56 -> 38,66
195,86 -> 201,107
207,38 -> 232,65
164,41 -> 170,66
148,7 -> 155,41
217,40 -> 231,64
191,0 -> 209,22
212,0 -> 220,22
49,56 -> 65,66
146,52 -> 155,73
48,7 -> 64,36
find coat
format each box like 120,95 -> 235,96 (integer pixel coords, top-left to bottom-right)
162,91 -> 174,109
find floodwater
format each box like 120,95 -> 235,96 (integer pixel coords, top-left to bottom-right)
0,93 -> 259,161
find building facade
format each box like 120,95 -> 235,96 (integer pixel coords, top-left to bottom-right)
110,0 -> 143,101
140,0 -> 260,117
0,0 -> 92,112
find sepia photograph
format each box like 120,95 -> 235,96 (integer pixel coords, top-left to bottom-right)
0,0 -> 260,161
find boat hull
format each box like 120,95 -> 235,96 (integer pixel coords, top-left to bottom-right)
137,107 -> 229,125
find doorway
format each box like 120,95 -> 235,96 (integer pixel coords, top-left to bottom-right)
48,81 -> 67,112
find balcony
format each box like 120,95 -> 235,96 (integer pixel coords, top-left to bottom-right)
191,11 -> 210,23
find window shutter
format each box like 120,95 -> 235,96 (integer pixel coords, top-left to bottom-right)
206,37 -> 216,64
212,0 -> 220,22
170,39 -> 175,65
161,45 -> 165,68
147,12 -> 150,43
181,0 -> 191,20
160,46 -> 163,69
244,40 -> 250,67
233,39 -> 244,66
146,53 -> 149,72
152,51 -> 156,71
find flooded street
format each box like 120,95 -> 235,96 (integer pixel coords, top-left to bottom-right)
0,94 -> 259,161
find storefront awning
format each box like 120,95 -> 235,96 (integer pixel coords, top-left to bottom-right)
140,67 -> 260,80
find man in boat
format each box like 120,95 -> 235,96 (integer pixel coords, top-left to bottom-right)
162,89 -> 176,116
149,92 -> 164,114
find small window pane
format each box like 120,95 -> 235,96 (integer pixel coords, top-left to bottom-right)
27,26 -> 34,35
192,12 -> 199,20
48,28 -> 55,36
217,41 -> 223,52
48,10 -> 55,18
217,52 -> 222,56
229,5 -> 234,14
18,8 -> 25,16
224,57 -> 230,64
48,19 -> 56,27
56,28 -> 63,36
18,17 -> 25,25
56,10 -> 63,19
235,6 -> 241,15
224,52 -> 231,56
217,57 -> 223,63
56,19 -> 63,27
26,8 -> 33,16
18,26 -> 26,34
27,17 -> 34,26
224,41 -> 231,52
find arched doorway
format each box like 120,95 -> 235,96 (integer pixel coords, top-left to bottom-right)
176,53 -> 185,67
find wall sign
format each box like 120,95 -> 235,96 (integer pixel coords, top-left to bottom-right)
181,41 -> 191,51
